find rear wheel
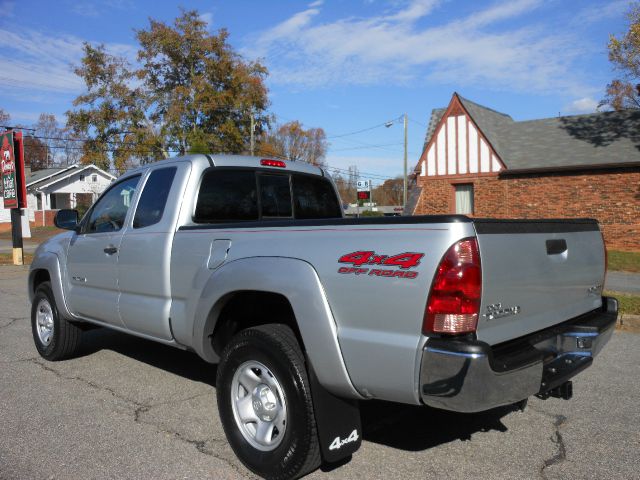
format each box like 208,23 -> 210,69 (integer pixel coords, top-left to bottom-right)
31,281 -> 82,361
216,324 -> 321,480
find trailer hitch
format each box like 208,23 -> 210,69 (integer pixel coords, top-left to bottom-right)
537,380 -> 573,400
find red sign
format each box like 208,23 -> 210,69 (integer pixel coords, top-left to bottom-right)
0,131 -> 27,209
1,132 -> 17,208
357,191 -> 370,200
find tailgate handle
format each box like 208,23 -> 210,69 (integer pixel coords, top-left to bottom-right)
546,239 -> 567,255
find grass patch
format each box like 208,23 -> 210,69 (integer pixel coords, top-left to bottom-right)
608,250 -> 640,273
605,291 -> 640,316
0,253 -> 33,265
0,226 -> 64,243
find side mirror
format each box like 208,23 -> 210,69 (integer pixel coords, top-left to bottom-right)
54,209 -> 80,231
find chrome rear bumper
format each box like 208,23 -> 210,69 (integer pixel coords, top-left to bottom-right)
420,297 -> 617,413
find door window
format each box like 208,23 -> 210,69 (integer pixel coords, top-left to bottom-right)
84,175 -> 140,233
133,167 -> 177,229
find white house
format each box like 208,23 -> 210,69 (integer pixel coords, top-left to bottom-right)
0,164 -> 116,229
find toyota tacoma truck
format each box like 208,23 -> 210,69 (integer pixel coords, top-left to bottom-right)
28,154 -> 617,479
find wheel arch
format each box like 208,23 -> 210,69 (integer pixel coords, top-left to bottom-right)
192,256 -> 362,399
210,290 -> 305,357
28,252 -> 74,320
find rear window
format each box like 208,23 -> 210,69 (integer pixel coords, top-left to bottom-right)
292,174 -> 341,219
193,168 -> 341,223
259,174 -> 292,218
194,170 -> 258,223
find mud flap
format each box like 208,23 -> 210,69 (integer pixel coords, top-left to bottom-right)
307,361 -> 362,463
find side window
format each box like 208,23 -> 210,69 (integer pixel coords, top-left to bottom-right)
259,174 -> 292,218
292,174 -> 341,219
133,167 -> 177,229
194,170 -> 258,223
85,175 -> 140,233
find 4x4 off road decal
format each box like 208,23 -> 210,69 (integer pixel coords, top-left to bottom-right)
338,251 -> 424,279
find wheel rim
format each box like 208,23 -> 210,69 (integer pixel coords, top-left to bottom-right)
36,298 -> 54,346
230,360 -> 287,451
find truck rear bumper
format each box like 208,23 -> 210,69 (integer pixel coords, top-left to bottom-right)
420,297 -> 618,413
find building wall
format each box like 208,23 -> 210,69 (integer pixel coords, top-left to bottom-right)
414,168 -> 640,251
34,210 -> 58,227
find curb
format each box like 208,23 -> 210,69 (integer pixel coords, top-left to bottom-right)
617,314 -> 640,333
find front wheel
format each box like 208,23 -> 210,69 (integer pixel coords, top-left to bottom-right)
31,281 -> 82,361
216,324 -> 321,480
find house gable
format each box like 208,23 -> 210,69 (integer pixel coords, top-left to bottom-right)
30,164 -> 115,192
417,93 -> 506,178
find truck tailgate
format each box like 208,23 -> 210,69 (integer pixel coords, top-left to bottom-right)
474,219 -> 605,346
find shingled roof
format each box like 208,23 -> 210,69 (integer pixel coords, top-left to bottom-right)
26,167 -> 69,187
425,94 -> 640,173
422,108 -> 446,150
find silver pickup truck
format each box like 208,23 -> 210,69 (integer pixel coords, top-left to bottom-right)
29,154 -> 617,479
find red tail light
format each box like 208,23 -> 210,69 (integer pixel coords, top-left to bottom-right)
423,237 -> 482,335
260,159 -> 287,168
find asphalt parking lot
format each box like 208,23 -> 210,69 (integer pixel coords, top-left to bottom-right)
1,265 -> 639,480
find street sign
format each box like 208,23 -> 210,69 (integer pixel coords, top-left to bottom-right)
356,180 -> 371,192
1,131 -> 18,209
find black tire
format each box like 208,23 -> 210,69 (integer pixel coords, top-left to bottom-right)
31,281 -> 82,361
216,324 -> 321,480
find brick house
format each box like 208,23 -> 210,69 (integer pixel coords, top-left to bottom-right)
409,93 -> 640,250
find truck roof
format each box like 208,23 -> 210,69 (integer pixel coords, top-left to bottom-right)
125,154 -> 325,177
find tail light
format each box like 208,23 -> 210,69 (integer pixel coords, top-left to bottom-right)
260,159 -> 287,168
423,237 -> 482,335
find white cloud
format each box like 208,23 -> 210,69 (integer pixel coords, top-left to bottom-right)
566,97 -> 599,114
570,0 -> 629,26
247,0 -> 594,95
0,28 -> 137,97
71,4 -> 101,17
69,0 -> 135,18
386,0 -> 441,23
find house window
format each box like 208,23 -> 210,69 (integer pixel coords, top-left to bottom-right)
454,184 -> 474,214
79,175 -> 85,182
92,175 -> 98,182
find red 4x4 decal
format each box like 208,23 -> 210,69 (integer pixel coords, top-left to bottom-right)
338,251 -> 424,270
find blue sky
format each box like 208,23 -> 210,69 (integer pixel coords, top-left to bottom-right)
0,0 -> 630,185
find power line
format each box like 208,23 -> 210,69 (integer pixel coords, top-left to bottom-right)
323,165 -> 398,182
330,135 -> 406,154
408,116 -> 428,128
330,142 -> 403,153
327,116 -> 402,139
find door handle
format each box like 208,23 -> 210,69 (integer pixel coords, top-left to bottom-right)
103,246 -> 118,255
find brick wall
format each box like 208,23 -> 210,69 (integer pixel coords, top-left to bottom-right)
34,210 -> 59,227
414,168 -> 640,251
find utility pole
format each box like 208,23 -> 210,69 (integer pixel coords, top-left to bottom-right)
250,111 -> 256,156
403,113 -> 408,212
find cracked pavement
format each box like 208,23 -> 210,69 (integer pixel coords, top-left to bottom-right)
1,265 -> 639,479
